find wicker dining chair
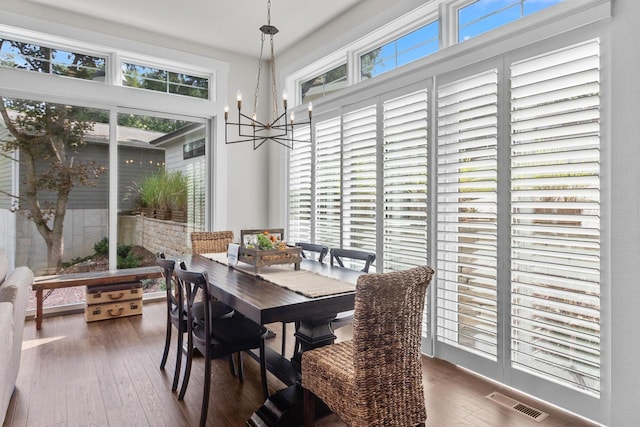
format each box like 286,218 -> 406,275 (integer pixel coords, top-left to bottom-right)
302,265 -> 434,427
156,254 -> 234,392
191,230 -> 234,255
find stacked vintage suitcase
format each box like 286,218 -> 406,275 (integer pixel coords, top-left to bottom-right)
85,281 -> 143,322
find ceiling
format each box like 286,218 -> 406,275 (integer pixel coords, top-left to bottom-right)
26,0 -> 367,57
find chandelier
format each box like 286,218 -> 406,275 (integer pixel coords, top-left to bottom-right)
225,0 -> 312,150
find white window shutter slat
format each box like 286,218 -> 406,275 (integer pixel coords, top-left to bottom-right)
510,39 -> 601,396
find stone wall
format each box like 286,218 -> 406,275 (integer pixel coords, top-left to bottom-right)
133,216 -> 193,259
13,212 -> 192,274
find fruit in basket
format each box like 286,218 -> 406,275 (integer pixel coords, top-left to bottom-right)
257,233 -> 275,250
255,231 -> 288,250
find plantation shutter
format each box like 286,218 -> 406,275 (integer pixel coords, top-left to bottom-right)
314,117 -> 342,248
436,69 -> 499,360
342,105 -> 377,253
187,157 -> 206,231
510,39 -> 601,396
288,126 -> 312,243
382,90 -> 429,272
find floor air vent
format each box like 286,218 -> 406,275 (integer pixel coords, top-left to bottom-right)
485,392 -> 549,422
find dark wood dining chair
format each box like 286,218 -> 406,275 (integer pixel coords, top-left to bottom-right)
278,242 -> 331,356
295,242 -> 329,263
329,247 -> 376,272
156,254 -> 234,392
328,248 -> 376,330
302,266 -> 434,427
174,265 -> 269,427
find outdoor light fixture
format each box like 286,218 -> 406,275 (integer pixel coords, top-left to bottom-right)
224,0 -> 312,150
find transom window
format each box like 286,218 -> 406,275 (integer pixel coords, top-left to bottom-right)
0,38 -> 105,80
0,38 -> 212,100
122,63 -> 209,99
360,20 -> 439,81
301,64 -> 347,104
458,0 -> 564,42
292,0 -> 567,105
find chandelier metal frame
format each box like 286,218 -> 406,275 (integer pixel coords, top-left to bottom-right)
224,0 -> 312,150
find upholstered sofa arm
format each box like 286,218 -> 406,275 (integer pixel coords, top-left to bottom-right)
0,266 -> 34,423
0,302 -> 15,422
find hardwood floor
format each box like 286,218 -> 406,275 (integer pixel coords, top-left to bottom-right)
4,301 -> 601,427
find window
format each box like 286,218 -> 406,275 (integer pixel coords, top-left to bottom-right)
509,39 -> 601,396
288,0 -> 579,107
183,138 -> 205,160
313,117 -> 342,248
342,105 -> 377,252
122,63 -> 209,99
436,69 -> 499,359
458,0 -> 564,42
382,90 -> 429,271
287,126 -> 313,244
301,64 -> 347,104
290,90 -> 430,268
360,20 -> 439,80
287,35 -> 603,420
0,38 -> 105,80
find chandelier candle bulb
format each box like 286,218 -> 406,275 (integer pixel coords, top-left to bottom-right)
290,111 -> 295,124
283,91 -> 288,109
237,90 -> 242,109
224,106 -> 229,121
308,102 -> 313,119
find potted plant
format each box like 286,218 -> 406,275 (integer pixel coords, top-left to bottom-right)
138,174 -> 159,218
139,171 -> 171,220
168,171 -> 188,223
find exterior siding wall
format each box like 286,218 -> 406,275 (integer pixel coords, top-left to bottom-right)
0,209 -> 16,268
17,142 -> 164,210
161,129 -> 206,231
0,126 -> 14,210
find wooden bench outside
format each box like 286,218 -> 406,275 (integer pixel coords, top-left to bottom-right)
32,266 -> 163,330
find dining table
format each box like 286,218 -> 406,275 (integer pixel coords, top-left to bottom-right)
186,253 -> 362,426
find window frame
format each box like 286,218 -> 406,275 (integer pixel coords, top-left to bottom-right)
285,0 -> 606,108
0,24 -> 216,101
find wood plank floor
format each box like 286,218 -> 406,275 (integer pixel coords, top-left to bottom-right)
3,301 -> 601,427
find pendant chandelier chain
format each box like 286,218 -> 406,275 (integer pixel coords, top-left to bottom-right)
225,0 -> 311,150
253,0 -> 279,122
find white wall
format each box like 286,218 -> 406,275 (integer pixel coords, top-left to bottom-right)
609,0 -> 640,425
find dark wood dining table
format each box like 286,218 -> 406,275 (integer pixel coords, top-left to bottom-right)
187,254 -> 361,426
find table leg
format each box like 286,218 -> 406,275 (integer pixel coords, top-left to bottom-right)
35,288 -> 43,330
248,316 -> 336,426
291,316 -> 336,371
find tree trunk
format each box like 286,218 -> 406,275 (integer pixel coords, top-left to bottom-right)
45,235 -> 64,275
